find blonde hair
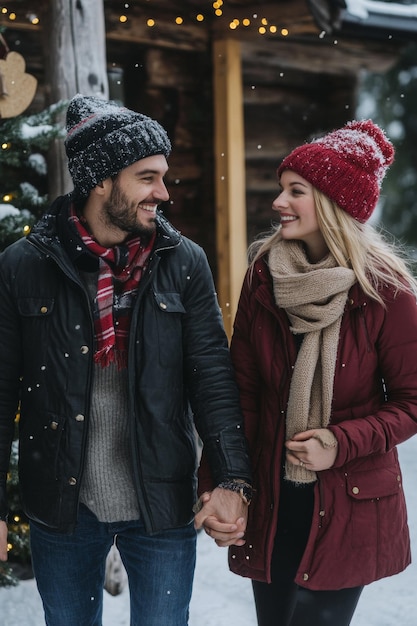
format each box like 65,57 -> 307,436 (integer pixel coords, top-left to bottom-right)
249,188 -> 417,305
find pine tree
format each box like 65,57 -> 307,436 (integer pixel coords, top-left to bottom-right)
358,42 -> 417,247
0,102 -> 66,587
0,101 -> 67,250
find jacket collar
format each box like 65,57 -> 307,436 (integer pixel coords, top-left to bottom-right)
29,194 -> 182,260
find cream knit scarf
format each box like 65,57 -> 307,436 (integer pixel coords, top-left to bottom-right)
269,240 -> 356,484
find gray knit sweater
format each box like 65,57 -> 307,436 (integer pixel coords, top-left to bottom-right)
79,271 -> 140,522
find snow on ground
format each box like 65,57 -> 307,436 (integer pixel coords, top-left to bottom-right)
1,436 -> 417,625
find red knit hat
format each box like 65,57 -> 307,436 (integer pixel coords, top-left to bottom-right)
277,119 -> 394,223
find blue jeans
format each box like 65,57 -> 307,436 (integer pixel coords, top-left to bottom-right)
29,505 -> 197,626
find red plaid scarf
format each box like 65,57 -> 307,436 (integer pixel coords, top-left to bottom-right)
69,206 -> 155,369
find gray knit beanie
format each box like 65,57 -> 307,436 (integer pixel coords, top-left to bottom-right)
65,94 -> 171,199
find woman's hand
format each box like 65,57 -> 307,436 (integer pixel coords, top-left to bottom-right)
285,428 -> 338,472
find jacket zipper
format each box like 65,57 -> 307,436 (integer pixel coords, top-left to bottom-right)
126,240 -> 182,533
317,474 -> 325,528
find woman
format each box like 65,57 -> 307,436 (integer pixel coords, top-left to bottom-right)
220,120 -> 417,625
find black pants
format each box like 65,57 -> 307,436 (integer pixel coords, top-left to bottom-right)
253,480 -> 363,626
253,578 -> 363,626
252,522 -> 363,626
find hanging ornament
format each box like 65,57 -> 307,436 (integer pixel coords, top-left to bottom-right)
0,49 -> 37,119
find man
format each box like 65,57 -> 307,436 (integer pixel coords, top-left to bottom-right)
0,94 -> 251,625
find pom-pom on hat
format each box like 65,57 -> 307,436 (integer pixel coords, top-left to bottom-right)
277,119 -> 394,222
65,94 -> 171,200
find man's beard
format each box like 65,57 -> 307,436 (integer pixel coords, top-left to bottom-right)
102,180 -> 157,239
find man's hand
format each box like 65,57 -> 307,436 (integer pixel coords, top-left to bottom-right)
0,520 -> 8,561
194,487 -> 248,547
285,428 -> 338,472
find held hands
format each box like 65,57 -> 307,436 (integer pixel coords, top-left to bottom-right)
0,520 -> 7,561
285,428 -> 338,472
194,487 -> 248,548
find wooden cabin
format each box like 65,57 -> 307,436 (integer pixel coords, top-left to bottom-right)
2,0 -> 416,334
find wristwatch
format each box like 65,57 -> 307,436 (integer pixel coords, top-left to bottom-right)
217,479 -> 254,506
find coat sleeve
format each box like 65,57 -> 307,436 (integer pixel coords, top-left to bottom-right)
0,246 -> 24,519
229,270 -> 264,457
330,288 -> 417,466
183,247 -> 251,486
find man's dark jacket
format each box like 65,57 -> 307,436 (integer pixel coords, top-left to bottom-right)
0,196 -> 251,534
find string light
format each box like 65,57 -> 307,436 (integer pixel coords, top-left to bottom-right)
0,3 -> 288,39
3,193 -> 12,202
26,13 -> 39,24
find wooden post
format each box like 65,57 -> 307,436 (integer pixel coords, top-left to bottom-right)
42,0 -> 109,199
213,39 -> 247,340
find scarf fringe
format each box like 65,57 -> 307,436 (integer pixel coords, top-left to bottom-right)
94,347 -> 128,370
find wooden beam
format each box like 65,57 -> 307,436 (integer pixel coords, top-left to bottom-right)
213,39 -> 247,340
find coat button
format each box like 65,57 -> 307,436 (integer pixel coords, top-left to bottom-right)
303,573 -> 309,581
80,345 -> 89,354
40,306 -> 48,314
50,421 -> 59,430
159,302 -> 167,310
68,477 -> 77,486
75,414 -> 85,422
352,486 -> 360,495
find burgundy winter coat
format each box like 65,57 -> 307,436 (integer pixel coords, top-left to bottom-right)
228,257 -> 417,590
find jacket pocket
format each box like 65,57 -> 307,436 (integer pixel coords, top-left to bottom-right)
152,291 -> 186,368
17,297 -> 55,316
346,466 -> 403,549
